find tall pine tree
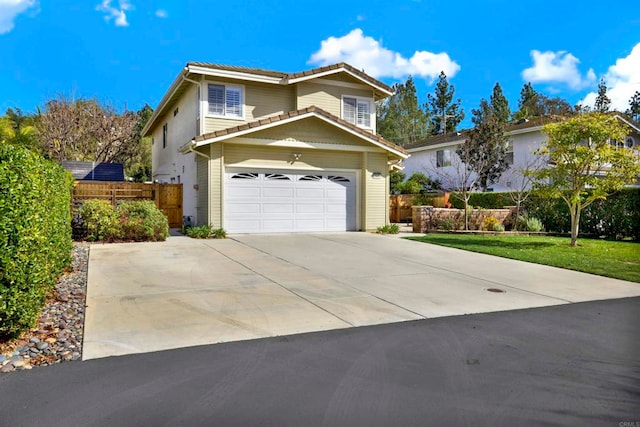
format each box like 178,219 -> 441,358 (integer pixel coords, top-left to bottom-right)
627,91 -> 640,122
461,98 -> 510,191
490,82 -> 510,123
594,78 -> 611,113
377,76 -> 430,146
425,71 -> 464,135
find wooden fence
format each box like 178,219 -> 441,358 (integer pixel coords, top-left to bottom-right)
389,194 -> 416,223
389,193 -> 451,223
72,182 -> 183,227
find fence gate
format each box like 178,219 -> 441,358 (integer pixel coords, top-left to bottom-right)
72,182 -> 183,228
157,184 -> 183,228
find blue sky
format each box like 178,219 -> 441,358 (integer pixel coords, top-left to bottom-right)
1,0 -> 639,129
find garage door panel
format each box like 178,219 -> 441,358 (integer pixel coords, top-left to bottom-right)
225,169 -> 356,233
263,188 -> 295,198
263,219 -> 295,231
228,187 -> 261,198
295,203 -> 324,214
263,203 -> 294,214
227,203 -> 261,215
296,188 -> 324,198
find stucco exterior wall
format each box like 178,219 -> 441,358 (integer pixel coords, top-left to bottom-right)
151,84 -> 199,223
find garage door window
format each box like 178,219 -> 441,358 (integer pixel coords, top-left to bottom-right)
231,172 -> 259,180
299,175 -> 322,181
265,173 -> 290,181
329,175 -> 350,182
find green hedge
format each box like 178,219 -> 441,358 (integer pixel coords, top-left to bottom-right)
449,188 -> 640,239
76,199 -> 169,242
0,144 -> 73,338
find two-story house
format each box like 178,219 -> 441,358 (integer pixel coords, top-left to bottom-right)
142,62 -> 408,233
403,115 -> 640,192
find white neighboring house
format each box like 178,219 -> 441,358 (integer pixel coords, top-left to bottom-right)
403,115 -> 640,192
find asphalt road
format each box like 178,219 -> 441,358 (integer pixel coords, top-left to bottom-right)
1,297 -> 639,426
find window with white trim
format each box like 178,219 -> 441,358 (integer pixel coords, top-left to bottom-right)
505,141 -> 514,165
342,96 -> 372,128
436,149 -> 451,168
208,84 -> 243,118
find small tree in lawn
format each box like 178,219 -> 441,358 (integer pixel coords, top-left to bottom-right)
426,142 -> 485,230
530,113 -> 640,246
505,155 -> 546,229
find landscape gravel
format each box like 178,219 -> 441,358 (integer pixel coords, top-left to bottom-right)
0,243 -> 89,373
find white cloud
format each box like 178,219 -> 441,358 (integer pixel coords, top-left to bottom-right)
0,0 -> 38,34
522,50 -> 596,90
96,0 -> 132,27
155,9 -> 167,18
308,28 -> 460,81
579,43 -> 640,111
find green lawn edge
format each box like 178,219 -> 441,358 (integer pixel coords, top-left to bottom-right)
406,234 -> 640,283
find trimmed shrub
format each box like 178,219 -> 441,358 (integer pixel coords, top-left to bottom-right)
517,216 -> 545,232
77,199 -> 169,242
79,199 -> 119,241
211,228 -> 227,239
482,216 -> 502,231
186,225 -> 227,239
117,201 -> 169,242
448,189 -> 640,239
0,144 -> 73,338
186,224 -> 213,239
377,224 -> 400,234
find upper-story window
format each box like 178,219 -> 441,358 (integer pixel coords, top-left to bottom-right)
342,96 -> 372,129
162,123 -> 168,149
436,149 -> 451,168
208,84 -> 243,119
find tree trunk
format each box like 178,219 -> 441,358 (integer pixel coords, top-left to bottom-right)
570,204 -> 580,247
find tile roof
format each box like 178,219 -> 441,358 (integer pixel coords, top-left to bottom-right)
192,106 -> 408,157
405,116 -> 566,150
186,61 -> 393,93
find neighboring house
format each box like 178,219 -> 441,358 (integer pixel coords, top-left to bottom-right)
61,161 -> 125,182
142,62 -> 408,233
404,115 -> 640,192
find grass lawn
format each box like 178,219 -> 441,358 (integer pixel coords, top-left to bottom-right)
407,234 -> 640,283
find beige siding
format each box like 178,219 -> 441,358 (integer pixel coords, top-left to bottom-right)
296,81 -> 373,116
224,143 -> 361,171
209,143 -> 223,228
246,117 -> 372,146
364,152 -> 389,230
196,153 -> 208,226
203,79 -> 295,133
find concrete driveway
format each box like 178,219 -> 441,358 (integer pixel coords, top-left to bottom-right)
83,233 -> 640,359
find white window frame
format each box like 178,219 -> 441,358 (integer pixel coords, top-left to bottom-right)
341,95 -> 374,130
436,149 -> 451,168
206,82 -> 245,120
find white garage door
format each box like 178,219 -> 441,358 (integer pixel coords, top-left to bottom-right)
225,169 -> 357,233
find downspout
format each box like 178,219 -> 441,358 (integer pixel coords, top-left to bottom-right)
183,141 -> 210,226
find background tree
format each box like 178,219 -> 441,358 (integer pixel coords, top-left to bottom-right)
0,108 -> 39,151
627,91 -> 640,122
426,71 -> 464,135
530,113 -> 640,246
35,97 -> 140,164
594,79 -> 611,113
513,82 -> 539,120
514,82 -> 574,119
377,76 -> 430,146
389,170 -> 406,194
125,104 -> 154,181
490,82 -> 510,123
463,98 -> 510,191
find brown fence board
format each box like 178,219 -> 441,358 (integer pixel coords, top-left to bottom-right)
72,182 -> 183,227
